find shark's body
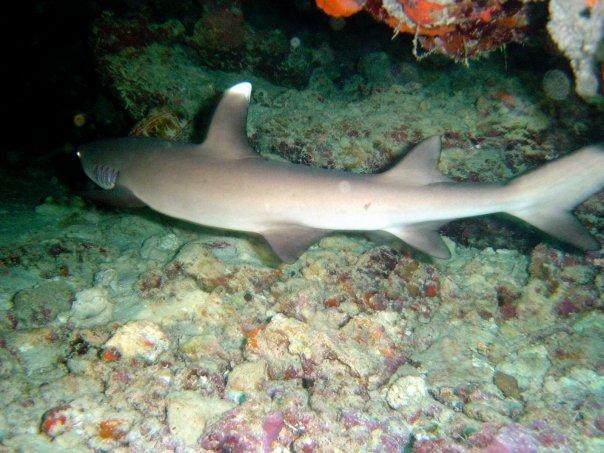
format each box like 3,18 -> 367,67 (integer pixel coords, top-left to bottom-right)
78,83 -> 604,262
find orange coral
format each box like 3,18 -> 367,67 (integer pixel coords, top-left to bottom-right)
315,0 -> 531,60
245,326 -> 265,349
41,412 -> 68,437
316,0 -> 365,17
585,0 -> 599,9
99,419 -> 127,440
101,346 -> 121,362
401,0 -> 445,26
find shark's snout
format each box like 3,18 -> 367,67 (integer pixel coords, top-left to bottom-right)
75,143 -> 93,161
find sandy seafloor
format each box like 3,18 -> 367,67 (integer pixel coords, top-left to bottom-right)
1,16 -> 604,453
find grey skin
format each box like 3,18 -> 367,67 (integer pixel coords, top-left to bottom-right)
78,82 -> 604,262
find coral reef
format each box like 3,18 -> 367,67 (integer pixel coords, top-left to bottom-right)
0,193 -> 602,450
315,0 -> 604,103
130,107 -> 191,140
1,1 -> 603,451
316,0 -> 535,60
91,2 -> 331,131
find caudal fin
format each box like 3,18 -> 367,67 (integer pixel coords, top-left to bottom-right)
507,143 -> 604,251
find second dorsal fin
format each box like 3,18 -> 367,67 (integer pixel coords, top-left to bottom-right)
199,82 -> 259,160
380,136 -> 450,186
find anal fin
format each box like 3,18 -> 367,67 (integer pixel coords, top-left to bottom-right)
510,208 -> 599,251
385,222 -> 451,259
262,226 -> 328,263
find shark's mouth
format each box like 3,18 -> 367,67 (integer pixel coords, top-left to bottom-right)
93,164 -> 119,190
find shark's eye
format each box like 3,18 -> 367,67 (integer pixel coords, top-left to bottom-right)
93,164 -> 118,189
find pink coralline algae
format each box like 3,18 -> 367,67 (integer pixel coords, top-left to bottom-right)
487,424 -> 540,452
339,408 -> 411,451
262,411 -> 284,452
199,412 -> 258,452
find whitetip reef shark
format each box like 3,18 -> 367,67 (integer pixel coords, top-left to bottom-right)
77,82 -> 604,262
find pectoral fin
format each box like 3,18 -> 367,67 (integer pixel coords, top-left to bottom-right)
262,226 -> 328,263
79,187 -> 146,208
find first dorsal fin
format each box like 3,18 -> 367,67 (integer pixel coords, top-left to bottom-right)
380,136 -> 450,185
200,82 -> 258,160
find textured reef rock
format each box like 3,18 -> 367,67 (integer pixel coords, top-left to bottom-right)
1,2 -> 603,451
547,0 -> 604,103
93,17 -> 598,177
316,0 -> 534,60
1,203 -> 602,450
91,2 -> 330,132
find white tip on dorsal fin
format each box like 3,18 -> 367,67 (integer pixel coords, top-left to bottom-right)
200,82 -> 258,160
380,136 -> 451,185
228,81 -> 252,100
